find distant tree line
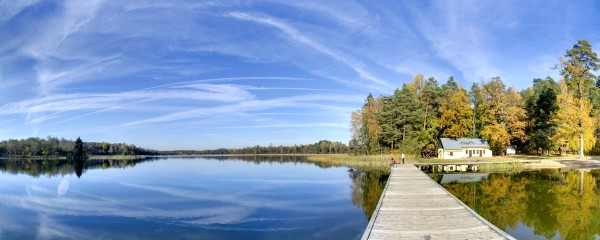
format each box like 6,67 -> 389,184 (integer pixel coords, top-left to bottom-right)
0,136 -> 159,157
0,138 -> 348,157
351,39 -> 600,157
163,140 -> 349,155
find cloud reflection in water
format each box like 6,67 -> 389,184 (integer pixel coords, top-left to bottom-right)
0,157 -> 367,239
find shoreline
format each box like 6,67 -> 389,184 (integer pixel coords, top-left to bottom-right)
305,154 -> 600,171
524,158 -> 600,170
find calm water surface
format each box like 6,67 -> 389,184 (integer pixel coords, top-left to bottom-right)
0,156 -> 388,239
434,169 -> 600,240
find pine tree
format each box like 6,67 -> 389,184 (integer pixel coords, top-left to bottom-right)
524,77 -> 559,155
469,83 -> 485,138
74,137 -> 84,159
378,85 -> 423,153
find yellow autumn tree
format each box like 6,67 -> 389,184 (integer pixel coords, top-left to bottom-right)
407,73 -> 424,98
552,80 -> 596,153
362,94 -> 381,154
350,109 -> 364,153
557,40 -> 599,158
504,87 -> 528,143
478,77 -> 526,154
479,78 -> 510,154
440,90 -> 473,138
477,77 -> 528,154
481,123 -> 510,153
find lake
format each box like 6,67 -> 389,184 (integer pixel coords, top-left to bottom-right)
0,156 -> 388,239
435,169 -> 600,240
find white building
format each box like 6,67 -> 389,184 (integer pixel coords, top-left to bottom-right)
437,138 -> 493,159
506,146 -> 517,156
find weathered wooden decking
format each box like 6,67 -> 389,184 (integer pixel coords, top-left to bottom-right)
362,165 -> 515,240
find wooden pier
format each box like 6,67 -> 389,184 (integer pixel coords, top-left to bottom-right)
362,165 -> 515,240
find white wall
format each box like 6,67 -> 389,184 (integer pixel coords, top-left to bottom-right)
506,148 -> 516,155
439,149 -> 462,159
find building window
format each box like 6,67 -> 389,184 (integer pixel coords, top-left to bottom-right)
483,150 -> 486,154
450,152 -> 453,156
465,150 -> 468,154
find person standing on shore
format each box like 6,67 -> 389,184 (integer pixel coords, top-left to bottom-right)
401,153 -> 405,164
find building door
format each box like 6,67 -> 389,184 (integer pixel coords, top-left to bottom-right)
469,150 -> 472,157
479,150 -> 482,157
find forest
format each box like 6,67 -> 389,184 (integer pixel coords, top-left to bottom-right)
350,39 -> 600,156
0,137 -> 349,157
0,136 -> 159,157
162,140 -> 349,155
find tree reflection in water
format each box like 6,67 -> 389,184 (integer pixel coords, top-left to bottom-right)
348,168 -> 389,220
0,158 -> 155,178
441,169 -> 600,239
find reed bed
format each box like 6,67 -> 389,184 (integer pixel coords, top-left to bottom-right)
305,154 -> 412,169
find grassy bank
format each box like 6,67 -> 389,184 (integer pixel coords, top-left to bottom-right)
307,154 -> 388,169
305,153 -> 455,169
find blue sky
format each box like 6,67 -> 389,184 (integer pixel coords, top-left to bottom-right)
0,1 -> 599,150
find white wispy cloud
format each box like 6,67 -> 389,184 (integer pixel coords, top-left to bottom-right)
0,83 -> 257,122
283,1 -> 370,29
407,1 -> 504,82
52,98 -> 157,124
211,122 -> 347,129
20,1 -> 106,94
120,94 -> 362,127
225,11 -> 394,90
22,0 -> 103,60
0,0 -> 40,21
177,84 -> 335,92
0,217 -> 22,237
